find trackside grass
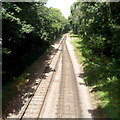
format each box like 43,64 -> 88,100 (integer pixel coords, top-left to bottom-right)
70,33 -> 85,63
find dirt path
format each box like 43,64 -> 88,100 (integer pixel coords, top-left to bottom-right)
6,33 -> 94,119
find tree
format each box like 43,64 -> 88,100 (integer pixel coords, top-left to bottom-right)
2,2 -> 69,85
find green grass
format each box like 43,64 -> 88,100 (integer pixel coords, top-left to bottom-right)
69,33 -> 85,63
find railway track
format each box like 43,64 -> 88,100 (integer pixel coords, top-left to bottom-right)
39,35 -> 81,118
6,35 -> 65,119
20,37 -> 65,119
19,37 -> 64,120
7,34 -> 82,119
59,40 -> 81,118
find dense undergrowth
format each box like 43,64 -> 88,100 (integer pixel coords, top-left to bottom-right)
69,2 -> 119,118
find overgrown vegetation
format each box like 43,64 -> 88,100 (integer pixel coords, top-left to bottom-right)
2,2 -> 69,114
69,2 -> 119,118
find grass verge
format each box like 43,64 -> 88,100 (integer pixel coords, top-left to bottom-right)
70,33 -> 85,63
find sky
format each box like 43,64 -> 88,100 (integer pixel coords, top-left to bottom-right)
46,0 -> 77,18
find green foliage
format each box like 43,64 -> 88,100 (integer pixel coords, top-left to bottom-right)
70,2 -> 120,118
2,2 -> 69,85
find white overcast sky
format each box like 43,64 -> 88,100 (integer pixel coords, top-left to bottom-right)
46,0 -> 77,18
